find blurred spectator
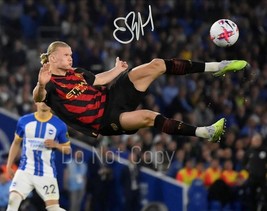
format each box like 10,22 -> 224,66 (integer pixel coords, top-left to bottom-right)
216,100 -> 237,129
166,149 -> 185,178
240,114 -> 261,138
203,158 -> 222,187
138,129 -> 153,152
161,76 -> 179,109
176,159 -> 198,186
259,111 -> 267,140
0,167 -> 11,211
234,149 -> 245,171
86,145 -> 113,211
235,104 -> 249,129
243,133 -> 267,211
220,159 -> 238,187
193,100 -> 214,126
207,179 -> 234,209
121,152 -> 141,211
140,151 -> 156,171
64,150 -> 87,211
0,153 -> 18,181
165,140 -> 177,162
167,85 -> 193,117
222,129 -> 237,149
195,161 -> 205,181
110,135 -> 130,160
151,134 -> 170,173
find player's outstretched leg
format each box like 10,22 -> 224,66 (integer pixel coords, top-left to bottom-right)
128,58 -> 249,92
213,60 -> 249,77
164,59 -> 249,77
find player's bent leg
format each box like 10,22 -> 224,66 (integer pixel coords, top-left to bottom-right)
6,191 -> 23,211
120,110 -> 226,142
196,118 -> 226,143
128,58 -> 166,92
154,114 -> 226,142
120,110 -> 159,131
34,175 -> 60,203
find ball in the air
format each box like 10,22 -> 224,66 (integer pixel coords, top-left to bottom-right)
210,19 -> 239,47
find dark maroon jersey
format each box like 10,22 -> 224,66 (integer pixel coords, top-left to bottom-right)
44,68 -> 107,137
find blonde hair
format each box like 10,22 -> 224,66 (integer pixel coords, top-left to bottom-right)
40,41 -> 70,65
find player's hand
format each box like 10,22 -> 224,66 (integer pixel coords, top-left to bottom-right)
7,166 -> 15,179
38,63 -> 52,86
115,57 -> 128,72
44,139 -> 58,149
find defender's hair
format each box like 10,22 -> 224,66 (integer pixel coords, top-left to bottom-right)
40,41 -> 70,65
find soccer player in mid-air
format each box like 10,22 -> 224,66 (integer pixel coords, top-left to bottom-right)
33,41 -> 249,143
6,102 -> 71,211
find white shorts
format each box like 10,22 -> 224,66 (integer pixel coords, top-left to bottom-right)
10,169 -> 59,201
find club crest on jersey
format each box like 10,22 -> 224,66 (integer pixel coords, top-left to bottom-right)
111,123 -> 119,131
48,129 -> 54,135
75,73 -> 83,78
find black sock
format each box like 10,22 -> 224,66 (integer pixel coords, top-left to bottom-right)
164,59 -> 205,75
154,114 -> 196,136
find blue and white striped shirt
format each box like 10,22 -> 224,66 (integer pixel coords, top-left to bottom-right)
15,112 -> 69,178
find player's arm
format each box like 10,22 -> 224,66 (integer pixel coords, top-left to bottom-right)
44,139 -> 71,154
56,141 -> 71,154
6,134 -> 22,178
45,120 -> 71,154
33,63 -> 51,102
33,82 -> 47,102
93,57 -> 128,86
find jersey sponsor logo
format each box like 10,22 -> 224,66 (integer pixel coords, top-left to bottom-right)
27,139 -> 46,149
66,81 -> 87,99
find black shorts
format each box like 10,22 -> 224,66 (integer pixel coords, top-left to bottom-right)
99,70 -> 147,136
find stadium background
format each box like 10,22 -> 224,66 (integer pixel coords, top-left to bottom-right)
0,0 -> 267,211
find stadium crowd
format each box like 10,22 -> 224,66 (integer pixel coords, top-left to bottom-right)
0,0 -> 267,210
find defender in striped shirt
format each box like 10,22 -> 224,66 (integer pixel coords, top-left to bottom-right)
6,102 -> 70,211
33,41 -> 249,142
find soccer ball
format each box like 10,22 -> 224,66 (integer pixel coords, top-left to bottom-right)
210,19 -> 239,47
